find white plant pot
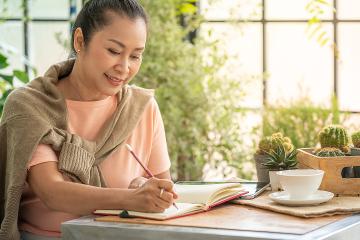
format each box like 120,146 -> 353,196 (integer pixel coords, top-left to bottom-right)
269,171 -> 282,191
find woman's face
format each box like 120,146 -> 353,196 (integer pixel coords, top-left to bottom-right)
76,13 -> 147,99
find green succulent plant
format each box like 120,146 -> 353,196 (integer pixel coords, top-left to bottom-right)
315,147 -> 346,157
318,125 -> 350,154
257,132 -> 294,155
261,144 -> 298,171
352,131 -> 360,148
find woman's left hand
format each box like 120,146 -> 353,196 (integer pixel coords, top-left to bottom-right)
128,176 -> 148,189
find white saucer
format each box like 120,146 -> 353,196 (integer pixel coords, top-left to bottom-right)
269,190 -> 334,206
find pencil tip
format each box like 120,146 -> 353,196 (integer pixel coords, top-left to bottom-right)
125,144 -> 132,151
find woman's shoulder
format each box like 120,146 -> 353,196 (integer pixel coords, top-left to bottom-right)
5,75 -> 50,104
128,85 -> 159,106
127,84 -> 154,97
3,86 -> 33,109
2,79 -> 64,123
1,87 -> 36,121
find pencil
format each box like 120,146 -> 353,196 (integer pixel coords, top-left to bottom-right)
125,144 -> 179,210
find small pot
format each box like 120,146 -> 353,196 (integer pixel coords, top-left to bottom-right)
254,154 -> 270,183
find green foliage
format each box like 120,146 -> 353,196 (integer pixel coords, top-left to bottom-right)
0,1 -> 32,116
137,0 -> 248,180
305,0 -> 338,57
305,0 -> 333,46
0,52 -> 29,116
178,0 -> 197,14
315,147 -> 345,157
261,144 -> 298,171
257,132 -> 294,155
318,125 -> 350,152
351,131 -> 360,148
262,97 -> 342,149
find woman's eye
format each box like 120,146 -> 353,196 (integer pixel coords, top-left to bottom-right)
108,49 -> 120,55
131,55 -> 141,60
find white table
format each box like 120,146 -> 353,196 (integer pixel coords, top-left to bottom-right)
62,206 -> 360,240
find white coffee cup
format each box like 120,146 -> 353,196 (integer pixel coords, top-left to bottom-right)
277,169 -> 324,200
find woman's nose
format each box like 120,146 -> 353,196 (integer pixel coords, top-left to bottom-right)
114,57 -> 130,74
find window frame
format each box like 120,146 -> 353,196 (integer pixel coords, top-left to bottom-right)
199,0 -> 360,114
0,0 -> 79,73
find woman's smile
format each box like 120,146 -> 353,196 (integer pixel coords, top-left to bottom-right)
104,73 -> 126,86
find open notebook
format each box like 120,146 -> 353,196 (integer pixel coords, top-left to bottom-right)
94,182 -> 247,220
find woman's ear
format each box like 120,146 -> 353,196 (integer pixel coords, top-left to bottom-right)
73,27 -> 85,53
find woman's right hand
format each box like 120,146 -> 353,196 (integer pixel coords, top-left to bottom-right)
27,162 -> 177,215
129,177 -> 177,213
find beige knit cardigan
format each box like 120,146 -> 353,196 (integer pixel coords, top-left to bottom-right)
0,59 -> 154,240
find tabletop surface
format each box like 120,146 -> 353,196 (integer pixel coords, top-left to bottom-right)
62,204 -> 360,240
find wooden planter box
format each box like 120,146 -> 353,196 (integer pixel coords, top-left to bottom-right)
297,148 -> 360,195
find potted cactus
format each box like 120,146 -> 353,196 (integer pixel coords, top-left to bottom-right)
352,131 -> 360,150
254,132 -> 295,182
262,144 -> 298,191
318,125 -> 351,154
314,147 -> 345,157
316,125 -> 353,177
297,125 -> 360,195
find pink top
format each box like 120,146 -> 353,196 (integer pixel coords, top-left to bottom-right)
19,95 -> 171,237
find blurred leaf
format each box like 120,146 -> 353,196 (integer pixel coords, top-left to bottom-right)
306,0 -> 335,53
179,3 -> 197,14
0,89 -> 12,116
13,70 -> 29,83
319,38 -> 329,46
316,31 -> 326,42
316,0 -> 331,5
308,24 -> 322,39
0,73 -> 13,85
0,53 -> 9,69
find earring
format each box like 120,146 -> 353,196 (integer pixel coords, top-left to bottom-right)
76,49 -> 80,53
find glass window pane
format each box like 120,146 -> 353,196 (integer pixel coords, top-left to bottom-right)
266,0 -> 334,20
337,0 -> 360,20
344,113 -> 360,132
203,110 -> 261,180
76,0 -> 83,14
266,23 -> 334,107
338,23 -> 360,112
0,0 -> 23,18
29,22 -> 70,76
0,22 -> 24,73
200,22 -> 263,108
200,0 -> 262,21
29,0 -> 69,19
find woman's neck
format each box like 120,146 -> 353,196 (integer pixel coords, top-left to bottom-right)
57,60 -> 107,101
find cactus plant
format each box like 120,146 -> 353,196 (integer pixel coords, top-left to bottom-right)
315,147 -> 346,157
318,125 -> 350,153
352,131 -> 360,148
257,132 -> 294,155
261,144 -> 298,171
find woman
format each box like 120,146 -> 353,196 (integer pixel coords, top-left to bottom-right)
0,0 -> 177,239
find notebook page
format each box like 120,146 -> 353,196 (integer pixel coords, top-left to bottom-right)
207,187 -> 245,206
128,203 -> 203,220
174,183 -> 242,204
